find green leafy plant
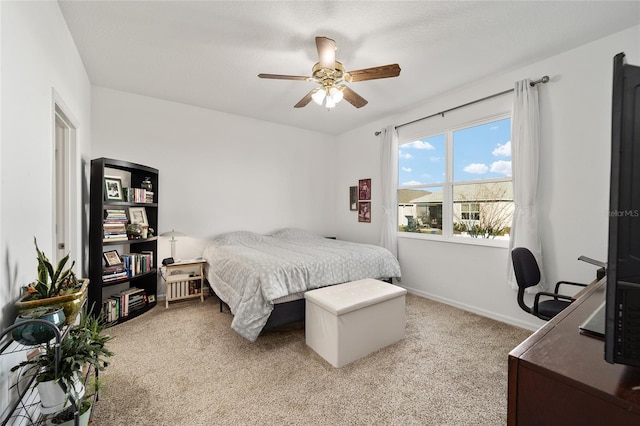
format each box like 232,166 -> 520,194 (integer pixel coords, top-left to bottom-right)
26,237 -> 79,300
11,305 -> 113,405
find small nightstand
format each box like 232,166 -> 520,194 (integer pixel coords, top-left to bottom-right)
162,259 -> 207,308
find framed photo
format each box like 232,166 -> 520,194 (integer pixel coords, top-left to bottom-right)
103,250 -> 122,266
358,201 -> 371,223
104,176 -> 124,201
349,186 -> 358,211
128,207 -> 148,226
359,178 -> 371,201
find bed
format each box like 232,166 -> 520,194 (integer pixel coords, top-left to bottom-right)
202,228 -> 401,341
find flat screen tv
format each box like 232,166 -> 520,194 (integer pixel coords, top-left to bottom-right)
605,52 -> 640,366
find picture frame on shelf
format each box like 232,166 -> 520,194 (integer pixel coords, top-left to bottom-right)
104,176 -> 124,201
358,201 -> 371,223
128,207 -> 148,226
103,250 -> 122,266
358,178 -> 371,200
349,186 -> 358,211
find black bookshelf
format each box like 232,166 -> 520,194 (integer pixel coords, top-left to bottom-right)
89,158 -> 158,322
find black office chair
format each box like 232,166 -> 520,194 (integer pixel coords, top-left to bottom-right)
511,247 -> 588,321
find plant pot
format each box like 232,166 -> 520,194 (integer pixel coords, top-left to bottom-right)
46,402 -> 92,426
15,279 -> 89,325
11,306 -> 66,345
37,375 -> 85,414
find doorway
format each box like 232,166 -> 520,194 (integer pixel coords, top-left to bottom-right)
53,101 -> 78,263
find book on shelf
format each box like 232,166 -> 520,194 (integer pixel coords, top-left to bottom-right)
102,215 -> 128,241
104,209 -> 128,221
121,252 -> 154,277
103,235 -> 128,242
123,188 -> 154,204
101,287 -> 150,321
102,271 -> 128,283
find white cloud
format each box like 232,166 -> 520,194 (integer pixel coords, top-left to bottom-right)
402,180 -> 424,186
429,156 -> 442,162
399,150 -> 413,160
492,141 -> 511,157
406,140 -> 435,150
490,160 -> 512,176
464,163 -> 489,174
402,167 -> 412,172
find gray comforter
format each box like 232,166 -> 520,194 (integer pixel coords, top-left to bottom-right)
202,228 -> 402,341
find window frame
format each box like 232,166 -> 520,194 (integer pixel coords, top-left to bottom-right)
397,112 -> 512,248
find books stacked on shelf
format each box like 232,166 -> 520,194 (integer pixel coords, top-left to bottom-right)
102,287 -> 149,322
103,209 -> 128,242
121,251 -> 154,277
102,263 -> 128,283
123,188 -> 154,204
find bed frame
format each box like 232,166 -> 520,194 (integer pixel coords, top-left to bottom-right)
215,278 -> 393,333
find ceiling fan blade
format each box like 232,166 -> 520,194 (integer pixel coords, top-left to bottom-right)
294,89 -> 316,108
341,86 -> 368,108
316,36 -> 336,70
344,64 -> 401,82
258,73 -> 310,81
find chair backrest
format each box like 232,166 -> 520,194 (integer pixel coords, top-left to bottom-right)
511,247 -> 542,315
511,247 -> 541,289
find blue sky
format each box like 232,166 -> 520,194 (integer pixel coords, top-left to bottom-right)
398,117 -> 511,187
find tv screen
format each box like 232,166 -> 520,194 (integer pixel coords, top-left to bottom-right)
605,52 -> 640,366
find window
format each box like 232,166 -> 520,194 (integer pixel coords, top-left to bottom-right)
397,116 -> 513,240
460,203 -> 480,221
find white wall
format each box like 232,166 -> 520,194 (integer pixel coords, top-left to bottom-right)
91,87 -> 337,293
335,25 -> 640,331
0,0 -> 91,417
0,2 -> 92,328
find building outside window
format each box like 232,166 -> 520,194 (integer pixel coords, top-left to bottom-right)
397,116 -> 513,240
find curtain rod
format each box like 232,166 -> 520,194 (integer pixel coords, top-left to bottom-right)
374,76 -> 549,136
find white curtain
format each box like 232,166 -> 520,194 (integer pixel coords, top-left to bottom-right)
380,125 -> 398,258
507,79 -> 544,290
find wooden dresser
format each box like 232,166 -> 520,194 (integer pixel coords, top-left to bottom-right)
508,278 -> 640,425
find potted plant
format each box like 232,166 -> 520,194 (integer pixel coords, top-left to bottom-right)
15,238 -> 89,324
11,306 -> 113,416
45,377 -> 102,426
11,305 -> 66,346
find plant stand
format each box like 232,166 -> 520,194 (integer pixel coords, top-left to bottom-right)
0,319 -> 86,426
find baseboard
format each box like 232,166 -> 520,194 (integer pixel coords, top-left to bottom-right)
401,285 -> 541,332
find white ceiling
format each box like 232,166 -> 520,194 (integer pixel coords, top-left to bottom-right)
58,1 -> 640,135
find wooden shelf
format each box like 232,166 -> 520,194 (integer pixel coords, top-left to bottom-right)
89,158 -> 159,323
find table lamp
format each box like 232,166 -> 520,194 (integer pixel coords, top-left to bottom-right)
159,229 -> 186,260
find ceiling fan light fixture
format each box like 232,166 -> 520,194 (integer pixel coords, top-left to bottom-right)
259,36 -> 400,110
329,86 -> 344,104
311,88 -> 326,105
325,96 -> 336,109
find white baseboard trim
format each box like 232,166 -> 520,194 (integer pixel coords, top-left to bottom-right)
402,285 -> 541,332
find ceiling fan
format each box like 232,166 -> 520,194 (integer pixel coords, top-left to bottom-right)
258,36 -> 401,109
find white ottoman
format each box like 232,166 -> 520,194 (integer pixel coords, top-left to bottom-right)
305,278 -> 407,368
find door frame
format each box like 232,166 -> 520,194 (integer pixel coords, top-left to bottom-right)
51,89 -> 80,266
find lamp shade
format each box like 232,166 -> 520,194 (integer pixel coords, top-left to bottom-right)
159,230 -> 185,238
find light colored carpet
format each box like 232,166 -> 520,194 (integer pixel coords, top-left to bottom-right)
91,293 -> 530,425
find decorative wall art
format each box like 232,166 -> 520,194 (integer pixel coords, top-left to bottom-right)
128,207 -> 148,226
358,201 -> 371,223
103,250 -> 122,266
104,176 -> 124,201
358,179 -> 371,200
349,186 -> 358,211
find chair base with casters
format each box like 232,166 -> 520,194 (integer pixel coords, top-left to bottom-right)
511,247 -> 588,321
